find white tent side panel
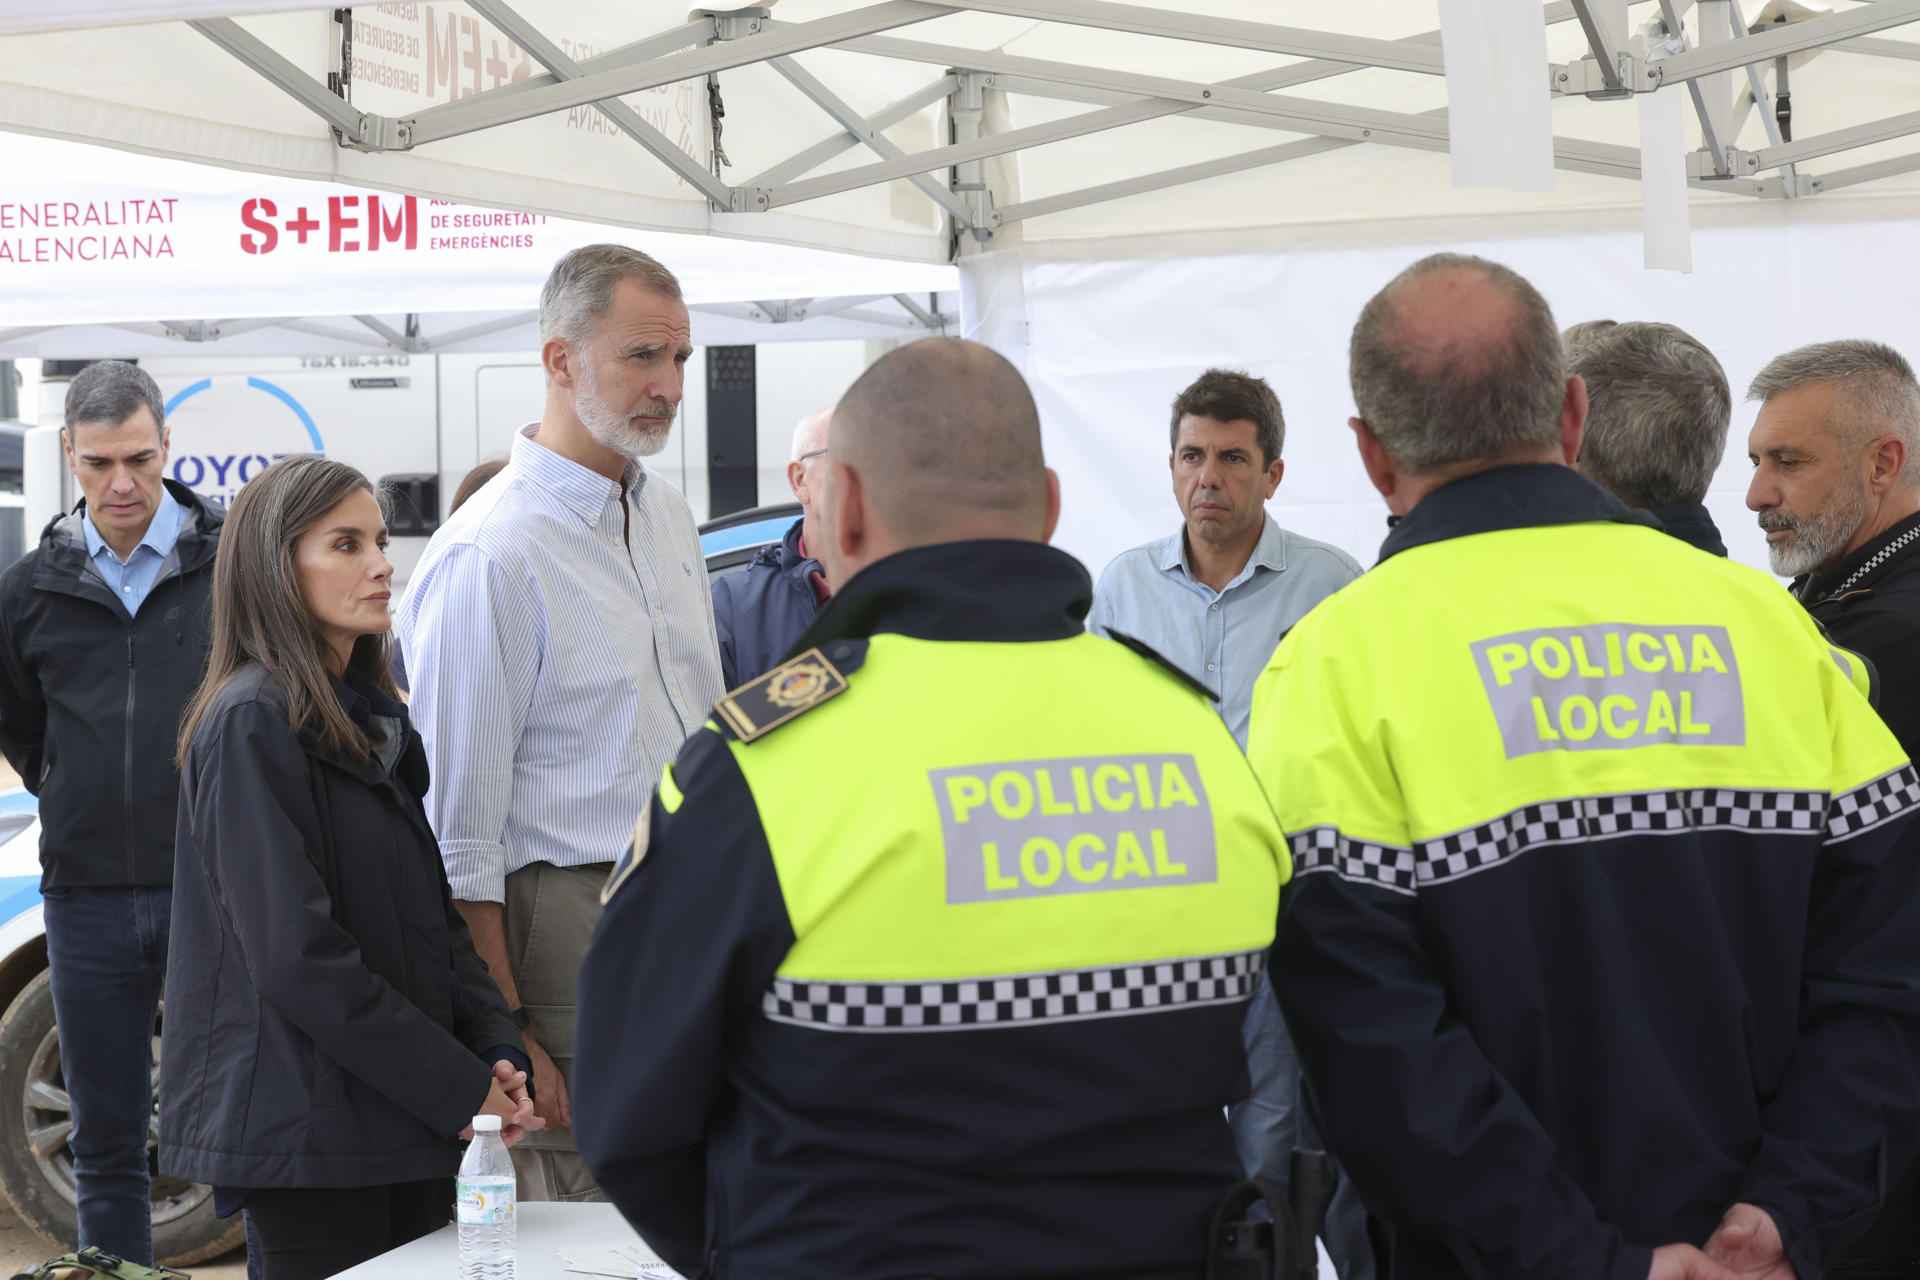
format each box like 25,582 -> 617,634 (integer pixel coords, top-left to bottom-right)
964,215 -> 1920,586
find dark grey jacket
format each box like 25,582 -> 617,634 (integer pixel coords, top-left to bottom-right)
0,480 -> 222,889
160,664 -> 523,1188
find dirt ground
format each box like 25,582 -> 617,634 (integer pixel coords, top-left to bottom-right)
0,1205 -> 246,1277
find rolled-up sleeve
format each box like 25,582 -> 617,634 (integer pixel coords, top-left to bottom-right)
399,543 -> 542,903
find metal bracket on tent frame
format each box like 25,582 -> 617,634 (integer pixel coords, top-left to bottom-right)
1685,148 -> 1763,179
1551,54 -> 1659,98
947,72 -> 1002,243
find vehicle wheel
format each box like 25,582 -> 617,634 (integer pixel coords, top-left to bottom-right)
0,969 -> 244,1267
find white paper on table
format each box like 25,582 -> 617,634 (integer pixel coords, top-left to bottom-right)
557,1238 -> 687,1280
1437,0 -> 1556,191
1636,37 -> 1694,273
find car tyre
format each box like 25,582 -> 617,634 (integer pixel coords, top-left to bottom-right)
0,969 -> 243,1267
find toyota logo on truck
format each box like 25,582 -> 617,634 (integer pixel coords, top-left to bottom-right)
163,376 -> 324,505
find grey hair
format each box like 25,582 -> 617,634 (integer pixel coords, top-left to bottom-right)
1566,321 -> 1730,508
63,360 -> 166,438
538,243 -> 683,350
1349,253 -> 1567,475
791,407 -> 832,461
1748,340 -> 1920,482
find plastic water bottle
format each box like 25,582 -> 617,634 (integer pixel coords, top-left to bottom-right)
456,1115 -> 515,1279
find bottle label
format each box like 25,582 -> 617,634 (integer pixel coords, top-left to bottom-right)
456,1175 -> 515,1225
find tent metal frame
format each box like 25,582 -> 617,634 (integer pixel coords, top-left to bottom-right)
183,0 -> 1920,251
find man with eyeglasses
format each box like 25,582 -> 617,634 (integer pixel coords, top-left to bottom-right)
712,406 -> 835,688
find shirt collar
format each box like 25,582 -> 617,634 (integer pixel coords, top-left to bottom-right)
510,423 -> 644,529
82,488 -> 184,564
1378,464 -> 1658,563
1155,513 -> 1286,586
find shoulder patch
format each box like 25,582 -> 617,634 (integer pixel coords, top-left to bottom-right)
1100,628 -> 1218,701
713,644 -> 858,743
600,801 -> 652,905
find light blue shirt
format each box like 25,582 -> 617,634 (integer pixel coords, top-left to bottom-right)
1088,514 -> 1362,747
81,489 -> 188,617
396,426 -> 725,903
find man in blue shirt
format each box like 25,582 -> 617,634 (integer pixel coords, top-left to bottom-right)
1088,367 -> 1359,1231
0,360 -> 224,1266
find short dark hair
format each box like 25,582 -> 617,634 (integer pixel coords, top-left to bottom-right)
63,360 -> 165,438
1349,253 -> 1565,475
1169,369 -> 1284,466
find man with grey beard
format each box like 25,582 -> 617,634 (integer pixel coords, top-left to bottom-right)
1747,340 -> 1920,749
1747,339 -> 1920,1279
397,244 -> 724,1202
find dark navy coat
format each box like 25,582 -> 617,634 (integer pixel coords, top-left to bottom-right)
710,520 -> 823,689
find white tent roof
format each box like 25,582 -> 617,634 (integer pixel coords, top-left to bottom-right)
0,0 -> 1915,269
0,131 -> 956,356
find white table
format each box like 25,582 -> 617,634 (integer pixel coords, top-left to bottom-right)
334,1201 -> 650,1279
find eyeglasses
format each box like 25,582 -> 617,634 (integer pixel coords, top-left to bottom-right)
796,448 -> 828,462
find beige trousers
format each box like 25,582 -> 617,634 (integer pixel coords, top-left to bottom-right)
503,860 -> 611,1203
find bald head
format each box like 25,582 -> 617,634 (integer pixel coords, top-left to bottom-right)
1350,253 -> 1568,476
832,338 -> 1049,543
791,407 -> 832,461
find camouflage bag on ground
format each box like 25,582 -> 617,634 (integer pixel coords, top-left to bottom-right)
9,1247 -> 190,1280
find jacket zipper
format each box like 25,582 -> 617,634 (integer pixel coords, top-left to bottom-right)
124,626 -> 136,882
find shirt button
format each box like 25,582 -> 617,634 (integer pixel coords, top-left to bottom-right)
1210,603 -> 1220,611
122,585 -> 131,593
1207,663 -> 1216,671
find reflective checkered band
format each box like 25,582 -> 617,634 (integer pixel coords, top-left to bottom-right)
1828,765 -> 1920,843
1292,787 -> 1839,896
1416,788 -> 1828,886
763,950 -> 1263,1033
1289,826 -> 1418,896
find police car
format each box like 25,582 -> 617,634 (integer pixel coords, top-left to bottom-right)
0,505 -> 800,1264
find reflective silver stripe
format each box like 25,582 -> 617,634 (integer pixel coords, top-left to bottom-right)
1292,785 -> 1839,895
763,950 -> 1263,1033
1827,765 -> 1920,843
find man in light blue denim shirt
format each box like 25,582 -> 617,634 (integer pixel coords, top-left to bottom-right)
1087,369 -> 1360,1226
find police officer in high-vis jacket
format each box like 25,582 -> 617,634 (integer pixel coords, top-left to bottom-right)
1252,254 -> 1920,1280
574,338 -> 1291,1280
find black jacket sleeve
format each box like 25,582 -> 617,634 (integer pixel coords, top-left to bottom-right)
439,861 -> 526,1064
573,726 -> 795,1276
1273,877 -> 1651,1280
710,580 -> 741,692
185,698 -> 495,1137
0,596 -> 46,792
1737,807 -> 1920,1277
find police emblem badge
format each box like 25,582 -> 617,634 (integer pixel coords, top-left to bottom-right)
715,648 -> 849,742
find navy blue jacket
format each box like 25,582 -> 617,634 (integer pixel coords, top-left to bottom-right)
710,520 -> 823,689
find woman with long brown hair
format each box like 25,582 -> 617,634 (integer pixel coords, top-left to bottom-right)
158,456 -> 541,1279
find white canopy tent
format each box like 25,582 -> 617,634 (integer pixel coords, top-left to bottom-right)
0,0 -> 1915,576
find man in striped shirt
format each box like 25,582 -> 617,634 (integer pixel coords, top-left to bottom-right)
397,244 -> 724,1201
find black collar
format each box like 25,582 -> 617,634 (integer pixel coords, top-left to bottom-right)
1379,464 -> 1659,562
1645,501 -> 1728,558
790,540 -> 1090,650
1797,510 -> 1920,604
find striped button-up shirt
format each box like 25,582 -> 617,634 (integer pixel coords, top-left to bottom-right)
397,425 -> 724,903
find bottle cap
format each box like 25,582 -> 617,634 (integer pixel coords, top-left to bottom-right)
472,1115 -> 503,1132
